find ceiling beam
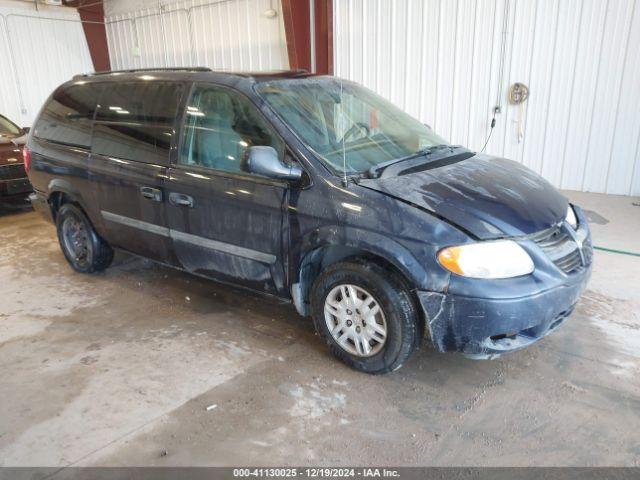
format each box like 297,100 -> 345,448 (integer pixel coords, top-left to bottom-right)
64,0 -> 110,71
282,0 -> 333,75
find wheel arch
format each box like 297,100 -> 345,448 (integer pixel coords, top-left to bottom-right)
47,179 -> 88,221
291,229 -> 430,317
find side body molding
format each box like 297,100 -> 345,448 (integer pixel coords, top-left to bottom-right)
100,211 -> 277,265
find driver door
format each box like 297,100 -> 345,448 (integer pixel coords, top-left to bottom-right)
166,83 -> 289,295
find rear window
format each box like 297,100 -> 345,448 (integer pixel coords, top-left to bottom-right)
33,83 -> 101,148
92,82 -> 183,165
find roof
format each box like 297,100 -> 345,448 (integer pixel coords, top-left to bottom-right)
72,67 -> 315,83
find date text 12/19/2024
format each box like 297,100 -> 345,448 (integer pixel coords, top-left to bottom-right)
233,468 -> 400,478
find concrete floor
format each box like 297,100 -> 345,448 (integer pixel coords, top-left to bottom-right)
0,191 -> 639,467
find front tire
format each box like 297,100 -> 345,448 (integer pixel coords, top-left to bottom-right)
310,260 -> 422,374
56,203 -> 113,273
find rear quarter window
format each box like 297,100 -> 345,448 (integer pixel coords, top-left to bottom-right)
91,82 -> 183,166
33,83 -> 101,148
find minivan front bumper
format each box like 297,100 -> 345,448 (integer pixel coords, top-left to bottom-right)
417,222 -> 593,358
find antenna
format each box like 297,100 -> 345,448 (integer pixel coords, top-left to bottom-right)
336,11 -> 348,187
341,77 -> 348,187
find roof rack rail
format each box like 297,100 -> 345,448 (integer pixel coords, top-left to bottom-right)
73,67 -> 213,79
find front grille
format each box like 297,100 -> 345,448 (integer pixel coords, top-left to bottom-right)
530,224 -> 583,274
529,225 -> 571,250
0,163 -> 26,180
554,248 -> 582,273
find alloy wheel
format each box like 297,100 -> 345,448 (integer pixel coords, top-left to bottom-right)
323,284 -> 387,357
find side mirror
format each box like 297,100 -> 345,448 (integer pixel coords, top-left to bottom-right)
244,146 -> 302,181
22,127 -> 30,134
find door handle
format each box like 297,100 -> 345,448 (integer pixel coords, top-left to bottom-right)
140,186 -> 162,202
169,192 -> 194,208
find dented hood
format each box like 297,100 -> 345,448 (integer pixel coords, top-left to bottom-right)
360,155 -> 567,239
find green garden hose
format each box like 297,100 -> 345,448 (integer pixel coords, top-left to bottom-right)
593,246 -> 640,257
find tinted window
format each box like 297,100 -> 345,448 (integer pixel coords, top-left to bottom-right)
179,84 -> 284,174
92,82 -> 182,165
34,83 -> 101,148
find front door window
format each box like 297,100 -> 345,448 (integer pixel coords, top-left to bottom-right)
179,85 -> 284,174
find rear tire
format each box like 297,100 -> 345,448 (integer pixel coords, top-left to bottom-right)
310,260 -> 422,374
56,203 -> 113,273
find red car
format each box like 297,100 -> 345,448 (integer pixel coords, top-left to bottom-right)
0,114 -> 32,200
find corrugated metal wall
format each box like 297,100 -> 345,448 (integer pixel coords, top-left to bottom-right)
105,0 -> 289,72
0,2 -> 94,127
334,0 -> 640,195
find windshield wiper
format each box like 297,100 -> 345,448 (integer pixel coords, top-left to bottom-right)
367,144 -> 460,178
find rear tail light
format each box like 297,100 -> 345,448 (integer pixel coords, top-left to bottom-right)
23,146 -> 31,173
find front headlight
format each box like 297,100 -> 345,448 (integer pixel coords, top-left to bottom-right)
438,240 -> 534,279
565,204 -> 578,229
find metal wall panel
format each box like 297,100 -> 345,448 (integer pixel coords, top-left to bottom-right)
105,0 -> 289,72
334,0 -> 640,195
0,2 -> 93,126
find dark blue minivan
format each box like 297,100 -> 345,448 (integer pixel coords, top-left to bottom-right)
26,69 -> 592,373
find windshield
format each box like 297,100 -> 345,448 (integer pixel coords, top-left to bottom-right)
0,115 -> 21,136
256,77 -> 448,175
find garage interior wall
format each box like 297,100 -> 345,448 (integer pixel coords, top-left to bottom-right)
0,1 -> 94,127
104,0 -> 289,71
334,0 -> 640,196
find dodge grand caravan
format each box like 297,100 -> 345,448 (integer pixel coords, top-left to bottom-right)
26,68 -> 592,373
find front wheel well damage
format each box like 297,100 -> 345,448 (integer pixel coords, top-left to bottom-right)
293,246 -> 423,324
